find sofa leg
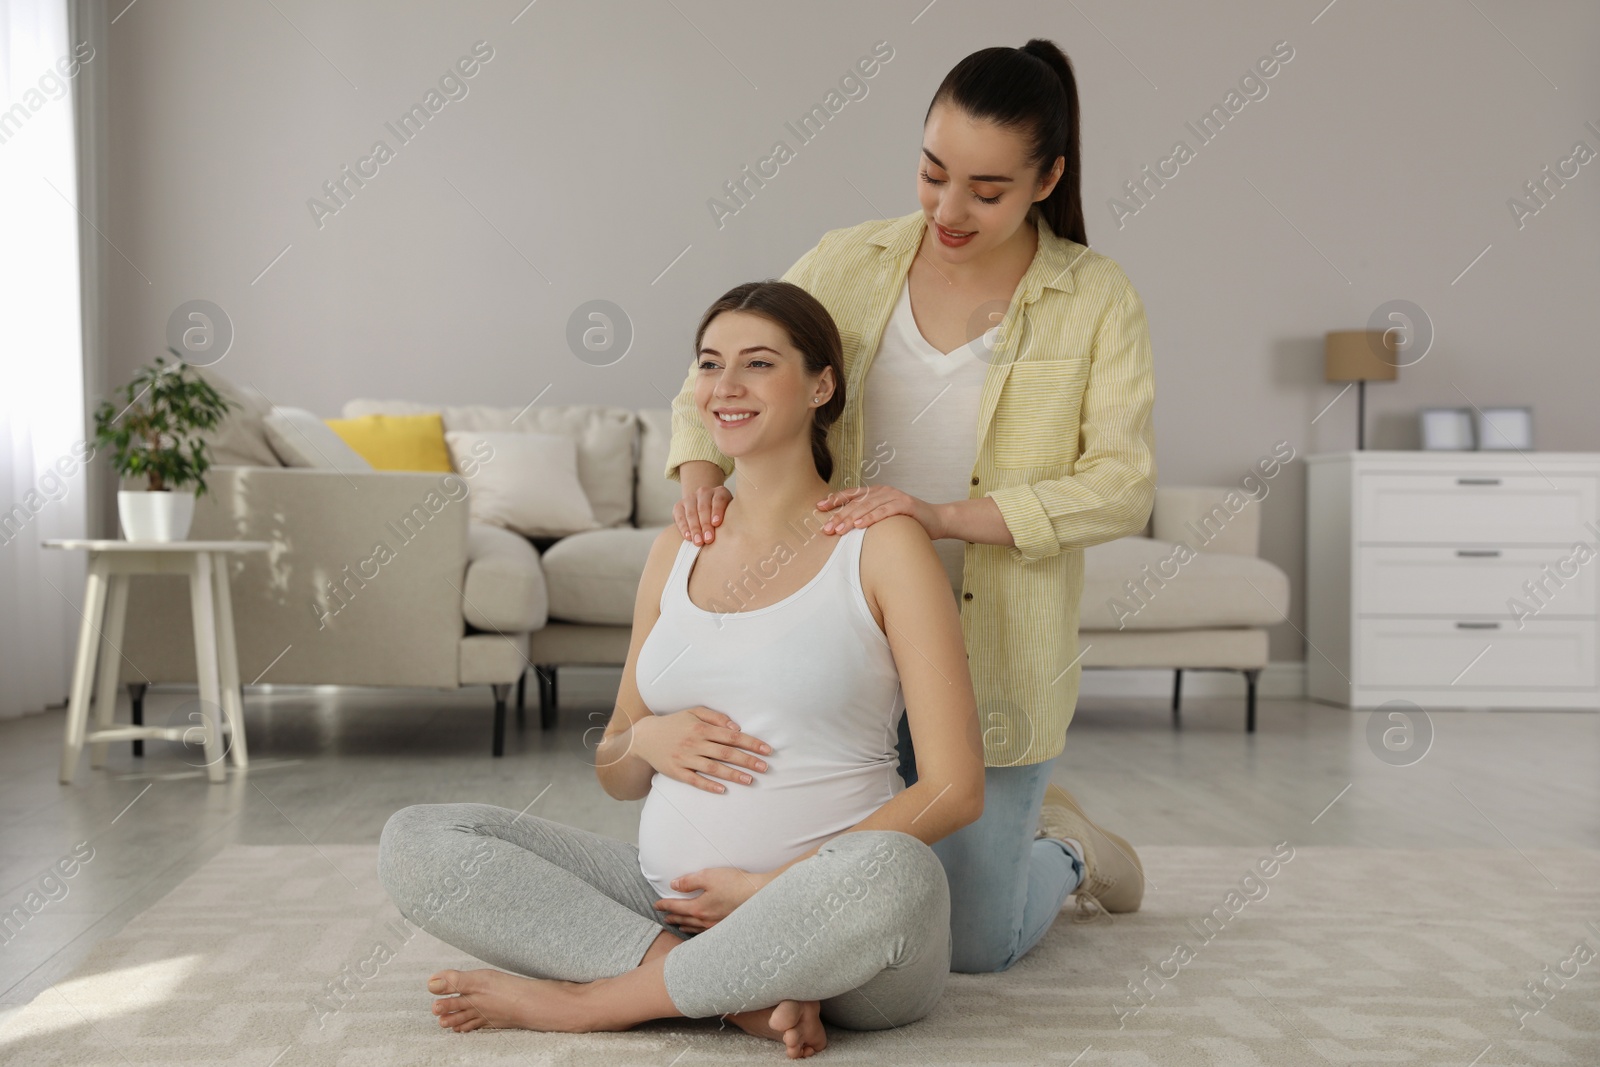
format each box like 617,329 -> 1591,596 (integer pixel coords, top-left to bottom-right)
1170,669 -> 1182,729
1243,669 -> 1261,733
515,668 -> 527,730
491,683 -> 511,757
535,666 -> 558,731
127,682 -> 148,757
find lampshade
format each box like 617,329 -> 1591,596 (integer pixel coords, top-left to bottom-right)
1324,330 -> 1399,383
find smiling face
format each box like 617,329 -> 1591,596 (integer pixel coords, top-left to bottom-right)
694,309 -> 834,460
917,100 -> 1063,260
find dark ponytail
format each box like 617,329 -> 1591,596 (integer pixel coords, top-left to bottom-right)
926,38 -> 1086,246
693,280 -> 846,483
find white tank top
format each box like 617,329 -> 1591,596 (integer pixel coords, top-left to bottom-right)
633,524 -> 905,900
862,278 -> 991,596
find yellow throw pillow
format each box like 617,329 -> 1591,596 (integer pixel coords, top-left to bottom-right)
324,413 -> 455,472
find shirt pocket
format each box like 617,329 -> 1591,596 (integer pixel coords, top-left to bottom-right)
990,358 -> 1089,469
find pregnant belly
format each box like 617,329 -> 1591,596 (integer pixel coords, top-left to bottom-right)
637,762 -> 899,900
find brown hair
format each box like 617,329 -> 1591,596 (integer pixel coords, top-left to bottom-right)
927,38 -> 1086,245
693,280 -> 846,482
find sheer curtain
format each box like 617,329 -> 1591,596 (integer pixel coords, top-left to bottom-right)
0,0 -> 90,721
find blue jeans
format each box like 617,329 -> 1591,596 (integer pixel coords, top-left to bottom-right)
895,709 -> 1084,973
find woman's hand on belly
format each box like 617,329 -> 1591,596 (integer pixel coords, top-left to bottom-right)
654,866 -> 775,933
633,707 -> 772,793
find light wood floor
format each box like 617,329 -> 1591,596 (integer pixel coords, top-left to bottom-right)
2,672 -> 1596,1025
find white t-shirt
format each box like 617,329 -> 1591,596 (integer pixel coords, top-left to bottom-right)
633,524 -> 905,900
861,277 -> 993,596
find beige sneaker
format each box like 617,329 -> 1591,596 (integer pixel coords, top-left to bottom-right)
1038,784 -> 1145,914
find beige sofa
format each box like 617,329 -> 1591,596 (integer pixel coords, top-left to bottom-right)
351,396 -> 1287,733
116,462 -> 544,755
119,389 -> 1289,759
1077,486 -> 1289,731
525,463 -> 1290,734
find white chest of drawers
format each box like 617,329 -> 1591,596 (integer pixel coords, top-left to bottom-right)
1306,450 -> 1600,709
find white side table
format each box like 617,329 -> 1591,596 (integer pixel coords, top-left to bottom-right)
44,540 -> 272,784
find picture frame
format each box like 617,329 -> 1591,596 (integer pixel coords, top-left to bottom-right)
1475,406 -> 1534,451
1419,407 -> 1474,451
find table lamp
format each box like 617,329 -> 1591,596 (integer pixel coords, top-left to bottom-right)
1324,330 -> 1398,450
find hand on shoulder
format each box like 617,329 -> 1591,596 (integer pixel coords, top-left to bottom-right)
861,512 -> 935,548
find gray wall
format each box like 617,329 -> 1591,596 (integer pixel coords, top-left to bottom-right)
98,0 -> 1600,665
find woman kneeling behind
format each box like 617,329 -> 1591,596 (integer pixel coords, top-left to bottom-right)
377,280 -> 984,1058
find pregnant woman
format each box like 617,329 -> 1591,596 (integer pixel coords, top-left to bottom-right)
378,281 -> 984,1056
668,39 -> 1157,973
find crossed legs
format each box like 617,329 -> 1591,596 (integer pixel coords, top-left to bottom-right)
376,802 -> 951,1050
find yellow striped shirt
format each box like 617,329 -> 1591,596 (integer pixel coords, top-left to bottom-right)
665,206 -> 1157,766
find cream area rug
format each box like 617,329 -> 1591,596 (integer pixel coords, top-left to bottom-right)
2,844 -> 1596,1065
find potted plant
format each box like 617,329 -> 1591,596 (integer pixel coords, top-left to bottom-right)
92,349 -> 231,541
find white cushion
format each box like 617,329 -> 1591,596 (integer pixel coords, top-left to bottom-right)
444,430 -> 601,538
1080,537 -> 1289,632
343,399 -> 637,527
541,526 -> 666,624
463,522 -> 548,632
263,407 -> 373,471
189,364 -> 282,467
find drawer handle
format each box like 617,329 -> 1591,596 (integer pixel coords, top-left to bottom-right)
1456,477 -> 1501,486
1455,621 -> 1500,629
1455,549 -> 1501,557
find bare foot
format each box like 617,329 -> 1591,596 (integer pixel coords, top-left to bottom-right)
725,999 -> 827,1058
427,967 -> 598,1033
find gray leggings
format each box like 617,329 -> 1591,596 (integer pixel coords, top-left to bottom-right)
376,802 -> 951,1029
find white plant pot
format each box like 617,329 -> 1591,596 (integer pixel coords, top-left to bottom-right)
117,489 -> 197,542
